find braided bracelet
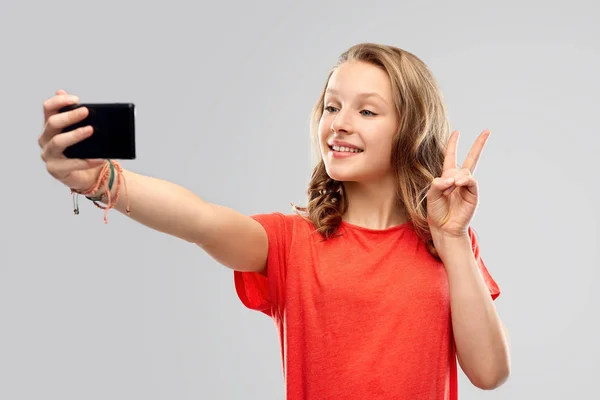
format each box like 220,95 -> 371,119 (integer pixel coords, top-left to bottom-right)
70,159 -> 130,223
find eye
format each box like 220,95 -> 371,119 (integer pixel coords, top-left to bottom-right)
324,106 -> 338,113
360,110 -> 377,117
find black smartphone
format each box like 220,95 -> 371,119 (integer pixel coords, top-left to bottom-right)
59,103 -> 136,160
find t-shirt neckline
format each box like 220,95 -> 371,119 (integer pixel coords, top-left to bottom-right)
339,219 -> 414,234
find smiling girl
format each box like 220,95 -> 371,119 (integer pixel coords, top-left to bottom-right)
39,42 -> 510,399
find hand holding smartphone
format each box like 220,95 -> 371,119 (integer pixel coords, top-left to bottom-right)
59,103 -> 136,160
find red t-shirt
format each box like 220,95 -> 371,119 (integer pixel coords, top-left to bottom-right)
234,212 -> 500,399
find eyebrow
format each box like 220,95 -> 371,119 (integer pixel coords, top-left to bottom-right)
325,88 -> 388,104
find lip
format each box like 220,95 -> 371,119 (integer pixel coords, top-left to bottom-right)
326,139 -> 364,159
329,149 -> 361,159
327,139 -> 364,151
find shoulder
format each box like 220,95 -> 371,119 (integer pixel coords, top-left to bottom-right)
250,211 -> 318,246
251,211 -> 315,232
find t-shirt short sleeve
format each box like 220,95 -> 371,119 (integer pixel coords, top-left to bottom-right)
468,226 -> 501,300
234,212 -> 290,318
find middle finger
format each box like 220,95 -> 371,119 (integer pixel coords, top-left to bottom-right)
462,130 -> 491,173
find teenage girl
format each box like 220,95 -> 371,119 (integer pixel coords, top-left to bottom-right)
38,43 -> 510,399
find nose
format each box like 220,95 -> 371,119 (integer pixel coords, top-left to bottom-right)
330,109 -> 353,135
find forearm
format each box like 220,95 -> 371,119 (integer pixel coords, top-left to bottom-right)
436,234 -> 510,389
84,167 -> 268,272
91,168 -> 212,244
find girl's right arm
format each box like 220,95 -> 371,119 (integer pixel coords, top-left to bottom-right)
99,170 -> 269,273
39,90 -> 268,274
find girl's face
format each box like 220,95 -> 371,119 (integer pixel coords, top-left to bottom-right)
318,60 -> 399,184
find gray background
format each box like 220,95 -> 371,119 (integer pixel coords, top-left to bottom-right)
1,0 -> 599,398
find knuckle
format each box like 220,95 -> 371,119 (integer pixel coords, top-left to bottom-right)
45,162 -> 58,178
47,136 -> 60,152
43,95 -> 64,114
47,115 -> 59,130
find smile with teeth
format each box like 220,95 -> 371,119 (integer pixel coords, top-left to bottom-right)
330,145 -> 363,153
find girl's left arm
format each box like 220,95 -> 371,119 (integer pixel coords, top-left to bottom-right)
427,129 -> 510,389
437,233 -> 511,390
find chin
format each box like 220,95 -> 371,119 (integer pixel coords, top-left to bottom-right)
323,164 -> 364,182
323,159 -> 391,185
320,148 -> 360,180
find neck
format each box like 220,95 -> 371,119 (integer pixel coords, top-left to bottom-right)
341,174 -> 408,230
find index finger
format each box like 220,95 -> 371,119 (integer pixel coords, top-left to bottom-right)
442,130 -> 459,172
462,130 -> 491,173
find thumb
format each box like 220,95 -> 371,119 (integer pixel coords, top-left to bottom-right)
427,177 -> 455,202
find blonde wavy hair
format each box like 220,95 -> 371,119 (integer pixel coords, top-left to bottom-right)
293,43 -> 451,260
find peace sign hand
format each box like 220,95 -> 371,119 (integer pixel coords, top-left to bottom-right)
426,130 -> 491,239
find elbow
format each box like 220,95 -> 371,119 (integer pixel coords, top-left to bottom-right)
470,363 -> 511,390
